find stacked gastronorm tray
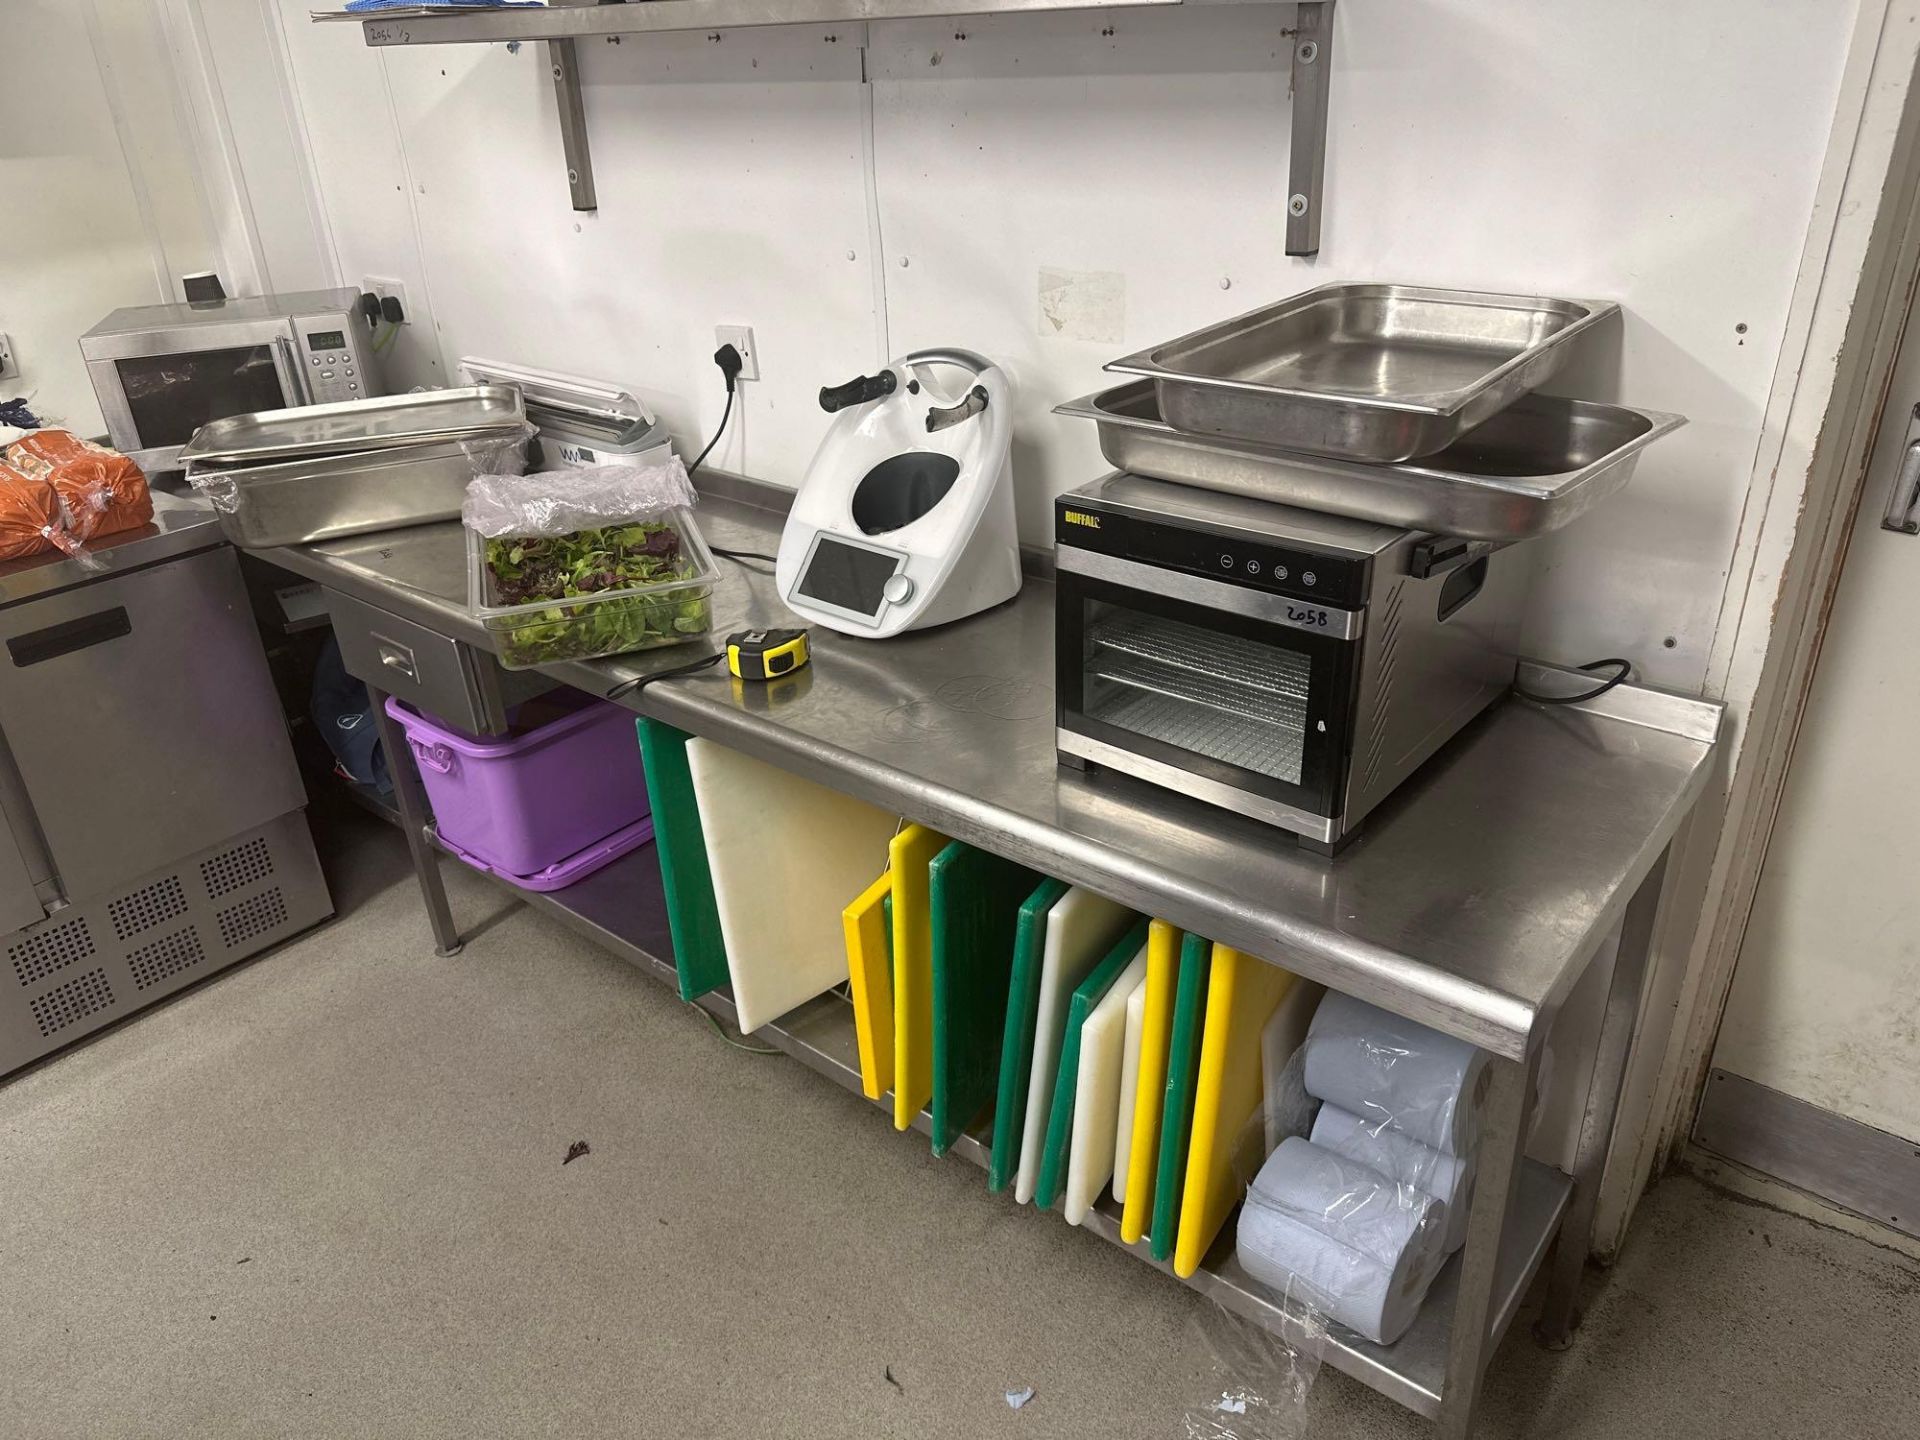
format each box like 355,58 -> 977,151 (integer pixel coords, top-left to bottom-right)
181,386 -> 529,549
1062,283 -> 1684,542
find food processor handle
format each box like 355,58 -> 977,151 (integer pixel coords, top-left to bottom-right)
926,385 -> 990,434
901,347 -> 995,376
819,370 -> 899,413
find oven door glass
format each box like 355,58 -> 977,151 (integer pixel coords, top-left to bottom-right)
114,346 -> 290,449
1058,572 -> 1357,820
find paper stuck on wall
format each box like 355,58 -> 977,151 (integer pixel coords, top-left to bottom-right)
1038,267 -> 1126,344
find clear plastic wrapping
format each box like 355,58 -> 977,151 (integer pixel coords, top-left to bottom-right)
1300,990 -> 1491,1156
1237,1134 -> 1450,1345
1181,1281 -> 1325,1439
464,458 -> 715,670
460,450 -> 691,539
1229,988 -> 1494,1347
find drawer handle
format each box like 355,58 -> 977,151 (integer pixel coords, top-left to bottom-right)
8,607 -> 132,667
409,738 -> 456,775
374,635 -> 418,682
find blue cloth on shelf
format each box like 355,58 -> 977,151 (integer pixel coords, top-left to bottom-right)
343,1 -> 544,13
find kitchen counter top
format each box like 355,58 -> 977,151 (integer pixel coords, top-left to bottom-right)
261,476 -> 1721,1061
0,490 -> 224,607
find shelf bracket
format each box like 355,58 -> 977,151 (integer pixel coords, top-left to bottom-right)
1286,1 -> 1333,256
547,38 -> 597,212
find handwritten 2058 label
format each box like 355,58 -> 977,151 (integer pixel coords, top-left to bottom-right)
1284,604 -> 1334,629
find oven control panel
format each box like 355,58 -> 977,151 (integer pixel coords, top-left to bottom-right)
1056,498 -> 1369,609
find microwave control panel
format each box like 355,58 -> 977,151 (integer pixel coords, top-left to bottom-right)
295,319 -> 371,403
1056,498 -> 1370,609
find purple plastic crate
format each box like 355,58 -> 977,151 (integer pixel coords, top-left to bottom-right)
384,694 -> 651,881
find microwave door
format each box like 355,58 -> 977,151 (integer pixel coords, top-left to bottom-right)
106,332 -> 304,472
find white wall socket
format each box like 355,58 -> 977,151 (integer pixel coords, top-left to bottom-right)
362,276 -> 411,324
0,333 -> 17,381
716,325 -> 758,382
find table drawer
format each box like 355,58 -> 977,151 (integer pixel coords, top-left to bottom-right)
324,588 -> 552,736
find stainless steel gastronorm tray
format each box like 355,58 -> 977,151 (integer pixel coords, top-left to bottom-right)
1056,381 -> 1684,541
179,385 -> 527,466
188,437 -> 519,549
1105,284 -> 1619,462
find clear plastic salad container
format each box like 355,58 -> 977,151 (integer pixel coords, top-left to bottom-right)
467,505 -> 718,670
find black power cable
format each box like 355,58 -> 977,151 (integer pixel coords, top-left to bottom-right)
687,343 -> 744,478
710,546 -> 779,567
603,651 -> 724,703
1515,657 -> 1633,706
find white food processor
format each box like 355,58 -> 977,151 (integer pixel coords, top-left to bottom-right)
776,348 -> 1021,639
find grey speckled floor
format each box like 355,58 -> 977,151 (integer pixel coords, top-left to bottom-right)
3,814 -> 1917,1439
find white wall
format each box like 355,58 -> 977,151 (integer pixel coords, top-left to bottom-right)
159,0 -> 334,295
0,0 -> 217,433
263,0 -> 1853,693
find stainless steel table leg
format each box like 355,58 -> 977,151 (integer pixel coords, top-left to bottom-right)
367,683 -> 463,957
1436,1049 -> 1539,1440
1534,845 -> 1671,1348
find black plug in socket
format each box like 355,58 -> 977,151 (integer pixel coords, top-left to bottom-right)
379,295 -> 406,326
359,292 -> 382,324
713,343 -> 744,393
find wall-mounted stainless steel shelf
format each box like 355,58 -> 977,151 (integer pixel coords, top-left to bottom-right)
330,0 -> 1183,44
323,0 -> 1334,254
432,829 -> 1571,1418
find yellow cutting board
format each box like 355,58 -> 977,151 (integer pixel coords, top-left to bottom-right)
843,870 -> 895,1101
890,823 -> 950,1130
1173,944 -> 1299,1278
1119,920 -> 1183,1244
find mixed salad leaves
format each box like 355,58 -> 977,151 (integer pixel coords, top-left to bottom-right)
481,517 -> 711,667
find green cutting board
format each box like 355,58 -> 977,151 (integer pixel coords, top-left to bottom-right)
635,718 -> 728,1001
1035,919 -> 1153,1210
987,877 -> 1070,1192
1149,931 -> 1215,1261
929,843 -> 1043,1157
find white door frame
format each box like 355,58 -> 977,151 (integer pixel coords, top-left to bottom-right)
1594,0 -> 1920,1252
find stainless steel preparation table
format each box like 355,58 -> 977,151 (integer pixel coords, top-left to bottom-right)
262,474 -> 1721,1438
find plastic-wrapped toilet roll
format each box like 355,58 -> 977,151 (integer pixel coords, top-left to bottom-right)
1311,1103 -> 1476,1254
1261,979 -> 1325,1155
1238,1138 -> 1448,1345
1302,991 -> 1490,1156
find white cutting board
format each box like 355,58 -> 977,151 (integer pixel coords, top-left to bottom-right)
1112,977 -> 1149,1206
685,739 -> 899,1033
1014,886 -> 1134,1205
1065,955 -> 1149,1226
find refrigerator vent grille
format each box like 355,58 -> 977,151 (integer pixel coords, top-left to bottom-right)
31,968 -> 116,1036
9,918 -> 97,989
216,889 -> 287,950
109,876 -> 189,941
202,836 -> 274,900
128,929 -> 208,991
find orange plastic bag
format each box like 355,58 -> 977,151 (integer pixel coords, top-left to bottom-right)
0,472 -> 78,562
0,431 -> 152,557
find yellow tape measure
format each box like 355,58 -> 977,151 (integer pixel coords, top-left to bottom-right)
726,627 -> 810,681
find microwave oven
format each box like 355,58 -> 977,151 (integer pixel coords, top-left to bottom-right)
1054,473 -> 1531,853
79,287 -> 387,473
